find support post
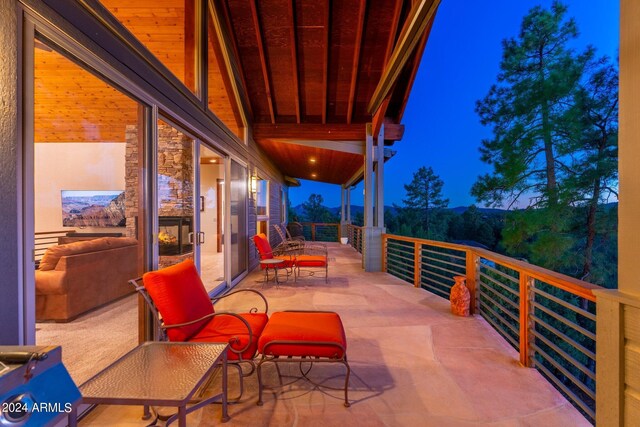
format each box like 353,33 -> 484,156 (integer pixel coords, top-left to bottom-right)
376,124 -> 385,227
364,124 -> 374,228
340,185 -> 347,238
362,123 -> 385,271
346,187 -> 351,223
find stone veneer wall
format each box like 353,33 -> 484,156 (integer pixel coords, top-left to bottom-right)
125,122 -> 194,242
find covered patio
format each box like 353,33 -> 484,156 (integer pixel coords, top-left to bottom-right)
82,243 -> 588,426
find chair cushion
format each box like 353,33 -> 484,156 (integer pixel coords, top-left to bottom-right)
190,312 -> 269,360
258,311 -> 346,358
295,255 -> 327,267
142,259 -> 214,341
253,233 -> 273,259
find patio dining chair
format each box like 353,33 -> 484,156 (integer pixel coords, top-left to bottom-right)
129,259 -> 269,400
253,233 -> 329,283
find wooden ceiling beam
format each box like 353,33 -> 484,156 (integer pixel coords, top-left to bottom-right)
287,0 -> 301,123
347,0 -> 366,124
249,0 -> 276,123
322,0 -> 330,124
253,123 -> 402,141
268,138 -> 365,155
368,0 -> 440,115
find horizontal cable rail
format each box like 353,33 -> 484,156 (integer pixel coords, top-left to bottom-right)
347,224 -> 363,254
381,233 -> 602,424
301,222 -> 341,242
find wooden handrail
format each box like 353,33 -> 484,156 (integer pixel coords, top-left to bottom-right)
382,233 -> 602,302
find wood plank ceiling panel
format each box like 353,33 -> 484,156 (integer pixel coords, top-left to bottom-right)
226,0 -> 272,122
257,139 -> 363,184
258,0 -> 297,121
295,0 -> 326,122
326,0 -> 361,122
353,0 -> 398,123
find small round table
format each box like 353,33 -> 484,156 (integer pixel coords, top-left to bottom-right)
260,259 -> 286,286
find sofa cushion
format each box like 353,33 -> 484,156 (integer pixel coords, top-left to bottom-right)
38,237 -> 137,271
253,233 -> 273,259
142,259 -> 214,342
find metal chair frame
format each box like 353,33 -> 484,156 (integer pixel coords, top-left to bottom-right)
129,278 -> 269,401
256,310 -> 351,407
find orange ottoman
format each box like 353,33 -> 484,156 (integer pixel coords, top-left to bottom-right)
256,311 -> 350,407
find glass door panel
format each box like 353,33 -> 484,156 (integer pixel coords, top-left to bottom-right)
230,160 -> 247,281
33,38 -> 147,385
199,145 -> 225,293
157,120 -> 195,269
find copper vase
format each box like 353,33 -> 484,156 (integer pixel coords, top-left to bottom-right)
450,275 -> 470,317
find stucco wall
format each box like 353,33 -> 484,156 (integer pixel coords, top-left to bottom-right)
0,0 -> 21,344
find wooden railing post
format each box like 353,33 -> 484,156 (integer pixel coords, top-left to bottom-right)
381,234 -> 387,271
311,223 -> 316,241
337,223 -> 341,241
519,273 -> 534,367
413,241 -> 421,288
465,250 -> 479,315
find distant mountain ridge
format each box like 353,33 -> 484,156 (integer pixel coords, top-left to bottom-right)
290,202 -> 618,220
290,204 -> 511,218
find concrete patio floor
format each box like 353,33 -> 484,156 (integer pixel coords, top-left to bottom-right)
81,243 -> 590,426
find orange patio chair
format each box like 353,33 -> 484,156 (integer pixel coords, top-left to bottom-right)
253,233 -> 328,283
129,259 -> 269,400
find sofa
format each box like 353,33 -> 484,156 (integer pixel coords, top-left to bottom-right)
36,237 -> 139,322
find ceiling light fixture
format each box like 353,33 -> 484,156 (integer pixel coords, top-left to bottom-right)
309,158 -> 316,163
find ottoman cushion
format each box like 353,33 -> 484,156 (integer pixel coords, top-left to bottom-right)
258,311 -> 346,358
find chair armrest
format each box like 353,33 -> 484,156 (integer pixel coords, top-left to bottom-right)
211,289 -> 269,314
163,312 -> 254,355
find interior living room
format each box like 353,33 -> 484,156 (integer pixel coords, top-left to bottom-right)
1,0 -> 638,425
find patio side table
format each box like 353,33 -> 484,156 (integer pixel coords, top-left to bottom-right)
260,258 -> 286,285
80,341 -> 229,426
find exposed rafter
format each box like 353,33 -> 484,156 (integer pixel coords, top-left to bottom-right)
347,0 -> 366,124
249,0 -> 276,123
368,0 -> 440,115
322,0 -> 330,124
287,0 -> 301,123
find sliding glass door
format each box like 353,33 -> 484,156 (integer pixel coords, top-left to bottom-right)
230,160 -> 248,281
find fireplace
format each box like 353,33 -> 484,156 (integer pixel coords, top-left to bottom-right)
159,216 -> 193,255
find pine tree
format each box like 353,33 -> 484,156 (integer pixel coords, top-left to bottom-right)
472,1 -> 592,209
402,166 -> 449,238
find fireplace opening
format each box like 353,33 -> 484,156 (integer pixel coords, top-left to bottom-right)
158,216 -> 193,255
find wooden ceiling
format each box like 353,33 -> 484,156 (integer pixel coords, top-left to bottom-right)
34,0 -> 438,185
222,0 -> 438,184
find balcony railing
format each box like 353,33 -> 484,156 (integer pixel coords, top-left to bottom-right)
300,222 -> 341,242
347,224 -> 363,254
381,233 -> 603,423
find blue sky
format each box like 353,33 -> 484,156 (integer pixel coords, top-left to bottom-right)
289,0 -> 619,208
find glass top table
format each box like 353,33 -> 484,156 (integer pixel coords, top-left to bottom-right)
80,341 -> 229,425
